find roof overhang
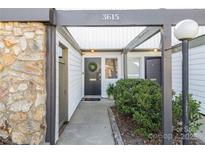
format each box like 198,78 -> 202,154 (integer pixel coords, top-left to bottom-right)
56,9 -> 205,26
0,8 -> 56,25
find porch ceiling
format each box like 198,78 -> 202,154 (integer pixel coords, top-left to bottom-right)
66,26 -> 205,50
67,26 -> 161,50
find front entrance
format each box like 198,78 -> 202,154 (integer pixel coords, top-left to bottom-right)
145,57 -> 162,85
84,58 -> 101,95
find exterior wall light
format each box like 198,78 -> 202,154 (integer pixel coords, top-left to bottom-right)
174,19 -> 199,145
154,48 -> 158,52
91,49 -> 95,53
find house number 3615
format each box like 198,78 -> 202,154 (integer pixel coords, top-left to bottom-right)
102,14 -> 120,21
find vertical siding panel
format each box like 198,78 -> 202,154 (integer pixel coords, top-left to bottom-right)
172,45 -> 205,114
68,46 -> 82,119
56,32 -> 82,122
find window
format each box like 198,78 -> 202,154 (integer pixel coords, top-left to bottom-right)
127,57 -> 140,78
105,58 -> 118,79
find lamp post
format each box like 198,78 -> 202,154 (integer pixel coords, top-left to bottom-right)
174,19 -> 199,145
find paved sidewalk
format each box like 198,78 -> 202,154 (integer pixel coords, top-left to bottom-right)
57,99 -> 115,145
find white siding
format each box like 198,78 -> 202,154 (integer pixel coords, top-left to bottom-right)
56,31 -> 83,142
82,52 -> 123,97
82,51 -> 161,97
172,45 -> 205,114
68,47 -> 82,117
127,52 -> 161,78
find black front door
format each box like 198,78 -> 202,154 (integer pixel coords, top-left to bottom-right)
84,58 -> 101,95
145,57 -> 162,85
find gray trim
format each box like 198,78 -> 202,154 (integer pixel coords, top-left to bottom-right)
82,49 -> 160,53
124,27 -> 161,52
45,25 -> 56,145
123,53 -> 128,79
56,9 -> 205,26
82,49 -> 123,53
172,35 -> 205,53
0,8 -> 56,24
161,25 -> 173,145
182,40 -> 189,144
131,48 -> 160,52
1,9 -> 205,26
57,27 -> 81,53
59,41 -> 68,49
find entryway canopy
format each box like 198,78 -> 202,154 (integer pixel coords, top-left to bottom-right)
2,8 -> 205,145
67,26 -> 205,50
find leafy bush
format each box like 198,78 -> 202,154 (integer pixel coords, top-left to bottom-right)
113,79 -> 202,139
172,93 -> 202,137
106,83 -> 115,98
113,79 -> 162,137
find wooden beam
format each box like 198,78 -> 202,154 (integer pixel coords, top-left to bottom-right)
161,25 -> 173,145
45,25 -> 56,145
123,53 -> 128,79
56,9 -> 205,26
124,26 -> 161,52
2,9 -> 205,26
0,8 -> 56,24
81,49 -> 123,53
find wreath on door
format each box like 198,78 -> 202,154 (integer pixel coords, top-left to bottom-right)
88,62 -> 98,72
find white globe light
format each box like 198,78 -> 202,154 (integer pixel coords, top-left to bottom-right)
174,19 -> 199,40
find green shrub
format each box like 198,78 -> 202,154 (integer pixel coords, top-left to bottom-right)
113,79 -> 162,137
113,79 -> 202,139
172,93 -> 202,137
106,83 -> 115,98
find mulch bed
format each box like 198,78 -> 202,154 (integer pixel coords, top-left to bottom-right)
111,106 -> 204,145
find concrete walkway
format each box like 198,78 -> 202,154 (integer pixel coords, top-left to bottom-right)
57,99 -> 115,145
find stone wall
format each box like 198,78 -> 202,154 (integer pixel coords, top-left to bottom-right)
0,22 -> 47,144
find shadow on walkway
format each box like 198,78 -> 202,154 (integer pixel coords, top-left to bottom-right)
57,99 -> 115,145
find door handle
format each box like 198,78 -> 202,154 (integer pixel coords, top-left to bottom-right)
99,73 -> 101,80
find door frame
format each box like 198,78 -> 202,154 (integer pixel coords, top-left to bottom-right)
58,42 -> 69,131
144,56 -> 162,84
82,53 -> 122,98
82,56 -> 102,97
84,57 -> 102,96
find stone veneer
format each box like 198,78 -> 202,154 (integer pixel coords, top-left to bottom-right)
0,22 -> 47,144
